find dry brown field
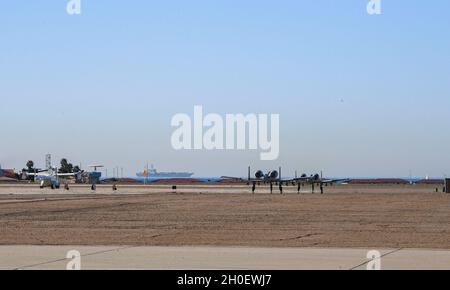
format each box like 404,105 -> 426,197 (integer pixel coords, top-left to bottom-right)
0,184 -> 449,249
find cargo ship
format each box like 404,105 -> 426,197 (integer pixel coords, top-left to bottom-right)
136,165 -> 194,179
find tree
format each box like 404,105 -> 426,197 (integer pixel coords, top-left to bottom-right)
73,166 -> 81,173
23,160 -> 36,181
59,158 -> 74,173
26,160 -> 34,173
60,158 -> 68,173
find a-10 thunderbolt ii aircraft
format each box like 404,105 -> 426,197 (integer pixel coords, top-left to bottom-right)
222,166 -> 348,194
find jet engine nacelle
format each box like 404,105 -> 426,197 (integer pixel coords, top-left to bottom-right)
255,170 -> 264,179
268,170 -> 279,179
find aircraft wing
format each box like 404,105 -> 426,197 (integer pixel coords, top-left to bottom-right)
57,173 -> 79,177
220,176 -> 244,180
25,172 -> 78,177
321,178 -> 349,183
291,177 -> 314,182
290,177 -> 349,184
25,172 -> 48,177
25,173 -> 38,176
278,178 -> 298,183
220,176 -> 264,182
24,169 -> 49,176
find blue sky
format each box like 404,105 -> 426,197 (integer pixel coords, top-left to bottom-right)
1,1 -> 450,178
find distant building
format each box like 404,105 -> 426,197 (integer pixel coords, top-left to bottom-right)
416,179 -> 445,185
0,169 -> 18,182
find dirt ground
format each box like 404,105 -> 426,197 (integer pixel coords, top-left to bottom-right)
0,184 -> 449,249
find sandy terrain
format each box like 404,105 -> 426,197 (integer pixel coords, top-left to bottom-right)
0,184 -> 449,249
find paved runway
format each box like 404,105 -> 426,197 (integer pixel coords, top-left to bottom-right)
1,246 -> 449,270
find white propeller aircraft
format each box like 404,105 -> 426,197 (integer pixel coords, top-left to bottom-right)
26,167 -> 81,189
